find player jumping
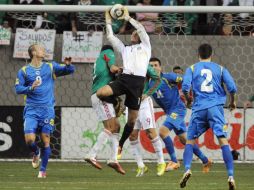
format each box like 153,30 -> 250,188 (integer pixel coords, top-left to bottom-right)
85,45 -> 125,175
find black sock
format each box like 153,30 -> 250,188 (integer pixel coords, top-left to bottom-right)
100,95 -> 117,106
119,124 -> 133,148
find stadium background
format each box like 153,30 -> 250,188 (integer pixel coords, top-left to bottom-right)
0,4 -> 254,161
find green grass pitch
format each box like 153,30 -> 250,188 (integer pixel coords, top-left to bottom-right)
0,162 -> 253,190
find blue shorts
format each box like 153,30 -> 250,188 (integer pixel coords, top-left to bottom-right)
23,106 -> 55,134
163,108 -> 186,135
187,105 -> 227,140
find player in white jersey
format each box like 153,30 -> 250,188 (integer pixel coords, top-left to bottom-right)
127,64 -> 165,177
97,7 -> 151,155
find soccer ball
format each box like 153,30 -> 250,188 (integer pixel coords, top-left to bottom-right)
110,4 -> 124,20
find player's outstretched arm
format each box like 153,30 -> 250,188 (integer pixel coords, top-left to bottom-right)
105,10 -> 125,53
119,7 -> 150,48
52,59 -> 75,77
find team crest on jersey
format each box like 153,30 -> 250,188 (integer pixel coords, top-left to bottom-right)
35,71 -> 40,75
223,125 -> 228,132
170,112 -> 178,120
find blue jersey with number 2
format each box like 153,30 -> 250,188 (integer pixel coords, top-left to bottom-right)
182,61 -> 237,113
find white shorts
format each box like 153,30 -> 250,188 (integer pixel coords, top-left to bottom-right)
134,96 -> 156,130
91,94 -> 116,121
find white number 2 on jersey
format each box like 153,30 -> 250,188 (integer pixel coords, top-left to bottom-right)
201,69 -> 213,92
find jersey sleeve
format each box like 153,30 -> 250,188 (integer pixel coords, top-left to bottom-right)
52,61 -> 75,77
15,69 -> 32,94
182,67 -> 193,93
106,23 -> 125,54
129,18 -> 151,50
103,50 -> 115,68
163,72 -> 183,83
222,68 -> 237,93
144,65 -> 161,96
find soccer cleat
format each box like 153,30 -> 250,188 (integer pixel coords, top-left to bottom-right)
32,151 -> 40,169
85,158 -> 102,170
117,146 -> 122,160
156,163 -> 166,176
136,165 -> 148,177
107,161 -> 125,175
179,170 -> 192,188
165,161 -> 180,171
38,171 -> 46,178
114,97 -> 125,117
228,177 -> 236,190
202,158 -> 212,173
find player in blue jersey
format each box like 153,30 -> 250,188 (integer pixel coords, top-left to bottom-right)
15,44 -> 75,178
180,44 -> 237,190
149,57 -> 211,172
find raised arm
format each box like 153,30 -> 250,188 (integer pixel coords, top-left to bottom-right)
105,10 -> 125,53
121,8 -> 150,49
52,59 -> 75,77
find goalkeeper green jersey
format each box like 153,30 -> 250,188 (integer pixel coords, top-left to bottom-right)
92,49 -> 115,94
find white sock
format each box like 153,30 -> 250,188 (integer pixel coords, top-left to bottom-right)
130,139 -> 144,168
89,129 -> 111,159
151,137 -> 165,164
109,133 -> 120,162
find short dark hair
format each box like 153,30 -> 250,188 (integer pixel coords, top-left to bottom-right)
149,57 -> 161,66
101,45 -> 114,52
28,44 -> 36,59
198,43 -> 213,59
173,66 -> 183,71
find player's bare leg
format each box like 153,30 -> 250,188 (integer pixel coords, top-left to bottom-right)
96,85 -> 113,99
25,134 -> 40,169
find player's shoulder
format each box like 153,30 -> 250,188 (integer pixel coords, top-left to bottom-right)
18,64 -> 29,74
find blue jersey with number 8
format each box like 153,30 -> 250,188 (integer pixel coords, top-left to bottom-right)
182,61 -> 237,113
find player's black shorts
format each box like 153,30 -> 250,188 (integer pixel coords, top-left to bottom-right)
108,74 -> 145,110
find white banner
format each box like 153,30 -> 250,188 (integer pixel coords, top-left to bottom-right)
61,108 -> 253,161
13,28 -> 56,60
62,31 -> 103,63
0,28 -> 11,45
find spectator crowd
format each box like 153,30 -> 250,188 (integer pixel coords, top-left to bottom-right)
0,0 -> 254,35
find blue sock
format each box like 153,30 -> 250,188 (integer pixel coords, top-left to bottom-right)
193,144 -> 208,164
163,136 -> 178,163
28,142 -> 39,156
184,144 -> 194,172
40,146 -> 51,172
221,145 -> 234,177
